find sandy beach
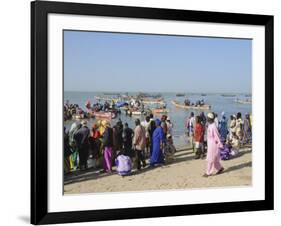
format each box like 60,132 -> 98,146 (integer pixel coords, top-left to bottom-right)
64,145 -> 252,194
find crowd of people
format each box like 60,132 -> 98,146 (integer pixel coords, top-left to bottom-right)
64,114 -> 176,175
64,110 -> 251,178
185,111 -> 252,176
64,103 -> 86,121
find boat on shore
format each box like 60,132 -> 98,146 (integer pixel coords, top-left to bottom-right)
171,100 -> 211,110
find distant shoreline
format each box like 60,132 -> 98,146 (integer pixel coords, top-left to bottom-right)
64,90 -> 252,95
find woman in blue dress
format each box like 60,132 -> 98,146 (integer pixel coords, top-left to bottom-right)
150,119 -> 165,166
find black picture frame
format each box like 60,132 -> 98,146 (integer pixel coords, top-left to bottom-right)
31,0 -> 274,224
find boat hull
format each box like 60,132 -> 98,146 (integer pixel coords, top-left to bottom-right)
171,101 -> 211,110
93,112 -> 116,119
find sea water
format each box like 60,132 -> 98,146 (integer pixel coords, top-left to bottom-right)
64,91 -> 252,147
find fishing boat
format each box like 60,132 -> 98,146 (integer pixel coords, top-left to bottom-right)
171,100 -> 211,110
176,93 -> 185,97
93,111 -> 116,119
235,99 -> 252,104
137,92 -> 162,99
95,96 -> 119,102
125,107 -> 143,116
152,108 -> 169,114
201,93 -> 207,96
142,99 -> 165,105
221,94 -> 236,97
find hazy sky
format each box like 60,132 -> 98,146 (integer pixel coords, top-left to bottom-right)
64,30 -> 252,93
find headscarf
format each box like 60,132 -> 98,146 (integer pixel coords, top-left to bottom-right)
92,123 -> 98,130
68,121 -> 81,144
155,118 -> 161,126
207,112 -> 214,119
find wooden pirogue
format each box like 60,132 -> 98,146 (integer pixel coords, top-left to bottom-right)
171,100 -> 211,110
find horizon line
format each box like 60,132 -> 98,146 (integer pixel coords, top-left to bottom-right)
64,90 -> 252,94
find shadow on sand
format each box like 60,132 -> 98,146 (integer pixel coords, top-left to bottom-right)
64,147 -> 195,185
223,161 -> 252,174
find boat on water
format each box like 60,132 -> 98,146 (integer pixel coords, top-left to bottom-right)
152,108 -> 169,114
171,100 -> 211,110
93,111 -> 116,119
235,99 -> 252,104
221,94 -> 236,97
137,92 -> 162,99
142,99 -> 165,105
176,93 -> 185,97
201,93 -> 207,96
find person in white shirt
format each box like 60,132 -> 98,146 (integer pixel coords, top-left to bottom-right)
141,116 -> 151,158
166,116 -> 173,136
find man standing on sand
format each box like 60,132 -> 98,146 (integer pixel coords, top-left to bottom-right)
122,123 -> 134,158
148,114 -> 156,157
187,112 -> 195,151
141,116 -> 151,158
194,116 -> 204,159
133,119 -> 147,170
203,112 -> 224,177
73,120 -> 90,170
166,116 -> 173,136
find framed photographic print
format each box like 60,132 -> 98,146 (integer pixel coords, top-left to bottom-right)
31,0 -> 274,224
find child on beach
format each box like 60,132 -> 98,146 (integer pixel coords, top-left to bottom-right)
194,116 -> 204,159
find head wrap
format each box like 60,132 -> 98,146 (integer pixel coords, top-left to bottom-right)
207,112 -> 214,119
81,120 -> 87,126
155,118 -> 161,126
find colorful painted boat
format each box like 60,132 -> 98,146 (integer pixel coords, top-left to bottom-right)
93,111 -> 116,119
152,108 -> 169,114
171,100 -> 211,110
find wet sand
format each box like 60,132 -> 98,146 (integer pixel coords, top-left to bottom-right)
64,146 -> 252,194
